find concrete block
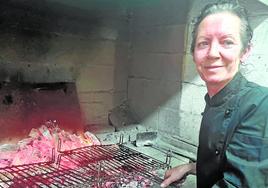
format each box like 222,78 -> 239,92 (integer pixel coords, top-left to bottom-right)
76,65 -> 114,91
128,78 -> 181,123
80,102 -> 108,125
46,37 -> 117,67
180,82 -> 206,115
114,47 -> 129,92
131,0 -> 190,26
178,112 -> 201,146
250,18 -> 268,54
131,24 -> 186,53
141,112 -> 159,129
241,18 -> 268,87
78,90 -> 127,125
112,91 -> 127,107
46,35 -> 115,65
158,108 -> 180,133
242,53 -> 268,87
162,93 -> 181,111
117,27 -> 130,43
22,63 -> 75,83
181,53 -> 203,84
85,123 -> 115,134
78,91 -> 112,104
129,52 -> 183,82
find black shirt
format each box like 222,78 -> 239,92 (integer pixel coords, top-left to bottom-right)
197,72 -> 268,188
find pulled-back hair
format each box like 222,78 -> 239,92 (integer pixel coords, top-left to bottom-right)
190,0 -> 253,54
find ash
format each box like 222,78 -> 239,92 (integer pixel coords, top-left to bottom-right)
69,181 -> 162,188
68,174 -> 162,188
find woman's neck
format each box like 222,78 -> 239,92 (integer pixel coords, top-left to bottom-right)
206,72 -> 240,97
207,85 -> 224,97
206,81 -> 229,97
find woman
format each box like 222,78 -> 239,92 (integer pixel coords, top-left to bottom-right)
161,1 -> 268,188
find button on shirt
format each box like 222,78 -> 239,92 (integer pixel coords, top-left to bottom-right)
197,72 -> 268,188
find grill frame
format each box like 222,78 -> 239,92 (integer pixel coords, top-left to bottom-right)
0,144 -> 174,187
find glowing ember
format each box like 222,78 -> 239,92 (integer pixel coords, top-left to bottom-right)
0,120 -> 100,168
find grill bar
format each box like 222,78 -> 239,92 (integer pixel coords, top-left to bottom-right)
1,144 -> 174,187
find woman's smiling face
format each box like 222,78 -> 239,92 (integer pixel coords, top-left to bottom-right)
193,12 -> 249,88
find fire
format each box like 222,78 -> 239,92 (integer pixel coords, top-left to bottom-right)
0,120 -> 100,168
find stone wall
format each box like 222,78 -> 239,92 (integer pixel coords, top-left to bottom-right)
127,0 -> 193,153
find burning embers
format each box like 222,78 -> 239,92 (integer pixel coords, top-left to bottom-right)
0,120 -> 100,168
0,121 -> 171,187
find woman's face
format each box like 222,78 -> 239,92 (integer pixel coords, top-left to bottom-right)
193,12 -> 249,87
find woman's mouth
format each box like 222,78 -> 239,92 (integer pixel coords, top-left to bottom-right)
205,65 -> 223,70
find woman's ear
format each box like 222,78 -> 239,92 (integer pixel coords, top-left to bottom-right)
240,43 -> 252,62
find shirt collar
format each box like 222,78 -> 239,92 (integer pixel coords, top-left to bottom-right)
204,72 -> 246,107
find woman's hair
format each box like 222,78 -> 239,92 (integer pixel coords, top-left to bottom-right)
190,0 -> 253,54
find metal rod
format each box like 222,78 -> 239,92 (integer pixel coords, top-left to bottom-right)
0,144 -> 171,187
165,150 -> 172,169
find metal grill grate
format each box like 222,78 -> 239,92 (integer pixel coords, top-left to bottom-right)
0,144 -> 172,187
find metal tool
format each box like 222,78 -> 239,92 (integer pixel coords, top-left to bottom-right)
135,131 -> 158,147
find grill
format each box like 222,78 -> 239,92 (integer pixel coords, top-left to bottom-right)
0,144 -> 174,187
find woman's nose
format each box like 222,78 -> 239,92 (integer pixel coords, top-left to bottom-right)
207,42 -> 220,58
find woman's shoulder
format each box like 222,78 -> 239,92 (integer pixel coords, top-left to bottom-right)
241,81 -> 268,103
235,80 -> 268,116
236,81 -> 268,137
236,81 -> 268,124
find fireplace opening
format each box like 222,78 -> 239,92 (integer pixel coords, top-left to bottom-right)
0,82 -> 85,145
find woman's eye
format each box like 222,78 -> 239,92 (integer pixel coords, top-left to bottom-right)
222,40 -> 234,47
197,41 -> 209,48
